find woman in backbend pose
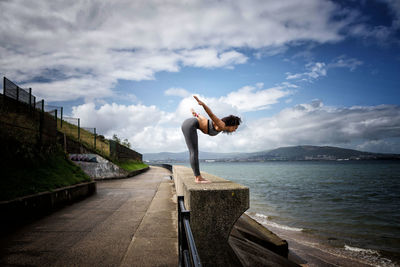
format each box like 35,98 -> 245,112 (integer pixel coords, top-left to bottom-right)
181,96 -> 242,183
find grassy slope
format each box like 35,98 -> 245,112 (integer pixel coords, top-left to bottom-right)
0,149 -> 91,201
0,102 -> 146,202
115,160 -> 148,172
57,118 -> 110,158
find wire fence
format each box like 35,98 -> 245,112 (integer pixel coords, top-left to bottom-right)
2,77 -> 109,156
3,77 -> 36,107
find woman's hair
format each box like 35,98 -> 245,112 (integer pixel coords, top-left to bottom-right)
221,115 -> 242,126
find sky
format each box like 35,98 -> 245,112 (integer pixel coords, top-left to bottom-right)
1,0 -> 400,154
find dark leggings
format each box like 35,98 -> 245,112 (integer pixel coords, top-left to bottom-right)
181,118 -> 200,176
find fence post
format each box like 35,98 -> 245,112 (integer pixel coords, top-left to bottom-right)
29,88 -> 32,109
64,133 -> 67,153
16,86 -> 19,101
55,109 -> 57,121
60,107 -> 63,128
39,100 -> 44,145
94,128 -> 96,149
78,118 -> 80,140
2,77 -> 5,107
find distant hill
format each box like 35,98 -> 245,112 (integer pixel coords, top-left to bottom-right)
143,151 -> 241,161
144,145 -> 400,162
247,145 -> 400,161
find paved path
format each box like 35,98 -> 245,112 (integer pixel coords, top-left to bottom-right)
0,166 -> 178,267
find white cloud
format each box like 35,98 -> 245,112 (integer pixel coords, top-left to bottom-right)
286,56 -> 363,83
180,49 -> 248,69
231,102 -> 400,153
286,62 -> 327,82
220,83 -> 293,112
69,82 -> 293,152
71,102 -> 165,137
24,76 -> 115,102
328,55 -> 363,71
70,94 -> 400,154
165,88 -> 191,98
0,0 -> 355,102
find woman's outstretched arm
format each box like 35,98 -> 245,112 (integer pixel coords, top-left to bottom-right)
193,96 -> 226,129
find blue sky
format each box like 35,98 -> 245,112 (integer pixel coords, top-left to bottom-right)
1,0 -> 400,153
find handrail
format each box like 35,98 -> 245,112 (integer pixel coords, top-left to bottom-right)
178,196 -> 202,267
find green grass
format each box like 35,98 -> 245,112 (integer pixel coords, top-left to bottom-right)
57,118 -> 110,157
115,160 -> 149,172
0,149 -> 91,201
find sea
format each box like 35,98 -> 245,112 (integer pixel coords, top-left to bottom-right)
183,160 -> 400,266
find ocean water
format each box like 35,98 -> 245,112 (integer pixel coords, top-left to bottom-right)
185,161 -> 400,266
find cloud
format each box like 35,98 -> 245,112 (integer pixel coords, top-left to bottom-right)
328,55 -> 363,71
165,88 -> 191,98
231,102 -> 400,153
385,0 -> 400,29
69,81 -> 293,152
0,0 -> 355,102
70,93 -> 400,154
220,83 -> 294,112
71,102 -> 165,136
346,1 -> 400,45
180,49 -> 248,69
356,139 -> 400,154
286,56 -> 363,82
286,62 -> 327,82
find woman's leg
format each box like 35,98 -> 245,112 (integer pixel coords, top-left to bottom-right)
181,118 -> 201,176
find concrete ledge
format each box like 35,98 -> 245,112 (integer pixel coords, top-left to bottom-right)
0,181 -> 96,228
173,165 -> 249,266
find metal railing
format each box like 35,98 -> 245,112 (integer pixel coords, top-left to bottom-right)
178,196 -> 202,267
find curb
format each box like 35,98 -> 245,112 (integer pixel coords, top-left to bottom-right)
127,166 -> 150,177
94,166 -> 150,181
0,181 -> 96,228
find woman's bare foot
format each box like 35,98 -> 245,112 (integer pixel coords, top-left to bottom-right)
195,175 -> 211,184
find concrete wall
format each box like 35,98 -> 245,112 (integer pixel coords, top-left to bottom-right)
0,181 -> 96,228
109,140 -> 142,161
173,165 -> 249,266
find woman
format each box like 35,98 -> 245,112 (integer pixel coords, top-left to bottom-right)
181,96 -> 241,183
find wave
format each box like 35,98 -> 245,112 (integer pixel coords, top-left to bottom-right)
344,245 -> 380,255
343,245 -> 397,267
252,212 -> 304,232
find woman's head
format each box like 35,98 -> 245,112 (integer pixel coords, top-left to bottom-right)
222,115 -> 241,133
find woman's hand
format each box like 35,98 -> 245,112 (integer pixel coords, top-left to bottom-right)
193,96 -> 205,106
190,108 -> 199,117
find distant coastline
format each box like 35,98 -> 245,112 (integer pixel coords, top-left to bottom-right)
144,145 -> 400,162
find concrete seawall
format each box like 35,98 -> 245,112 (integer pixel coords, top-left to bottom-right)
173,165 -> 299,267
173,165 -> 249,266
